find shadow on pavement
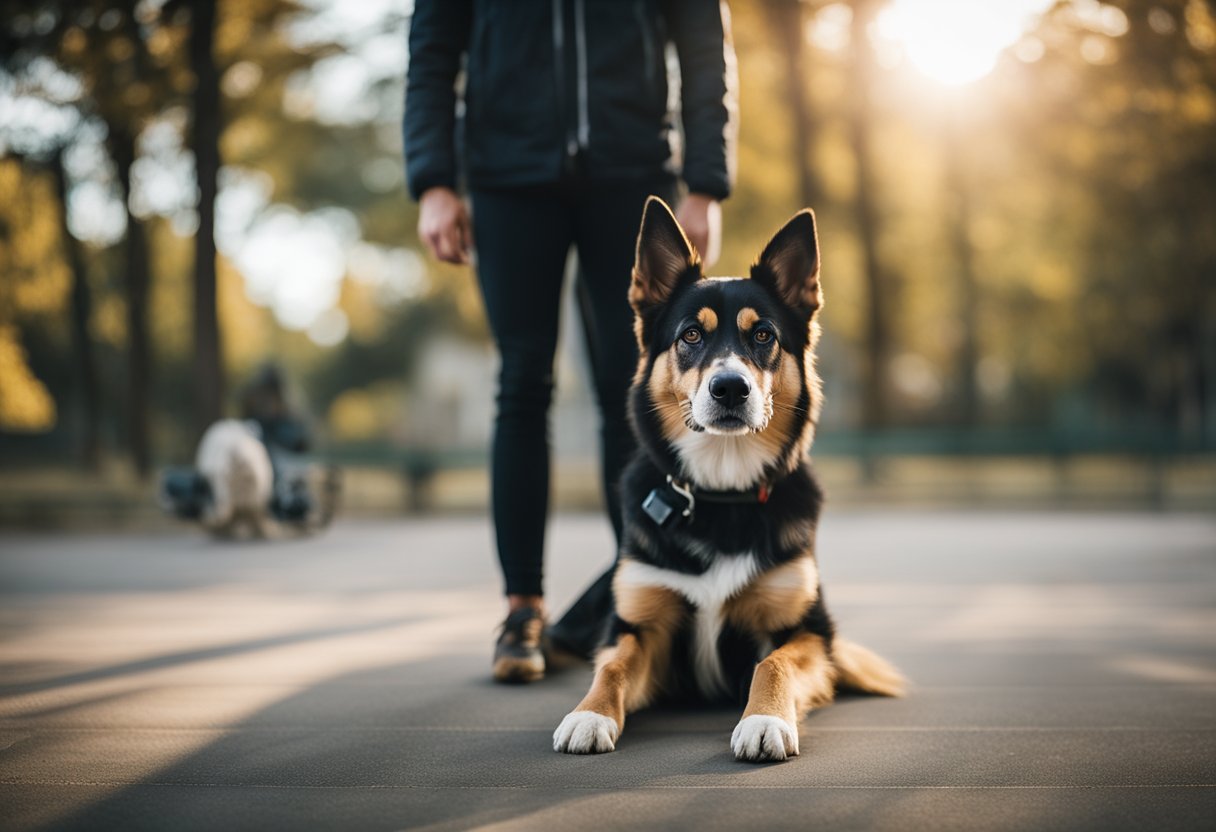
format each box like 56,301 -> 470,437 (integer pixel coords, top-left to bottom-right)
0,617 -> 420,697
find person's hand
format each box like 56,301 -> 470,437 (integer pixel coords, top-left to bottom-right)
676,192 -> 722,268
418,186 -> 473,264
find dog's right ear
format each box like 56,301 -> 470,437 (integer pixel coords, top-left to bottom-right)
629,196 -> 701,316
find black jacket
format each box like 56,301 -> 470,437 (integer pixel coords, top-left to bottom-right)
404,0 -> 737,201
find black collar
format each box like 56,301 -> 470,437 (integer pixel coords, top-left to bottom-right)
679,476 -> 772,504
641,474 -> 772,529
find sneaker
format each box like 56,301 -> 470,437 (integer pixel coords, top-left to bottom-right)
493,607 -> 546,683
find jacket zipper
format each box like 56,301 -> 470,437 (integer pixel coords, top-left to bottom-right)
552,0 -> 578,158
635,1 -> 657,90
573,0 -> 590,151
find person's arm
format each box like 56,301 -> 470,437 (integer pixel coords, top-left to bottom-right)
404,0 -> 474,263
665,0 -> 738,265
404,0 -> 471,200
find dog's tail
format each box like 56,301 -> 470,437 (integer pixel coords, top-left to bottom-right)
833,637 -> 906,697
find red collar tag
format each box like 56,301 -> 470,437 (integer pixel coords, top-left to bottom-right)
758,484 -> 770,504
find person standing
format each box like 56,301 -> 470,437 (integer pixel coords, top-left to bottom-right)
404,0 -> 737,682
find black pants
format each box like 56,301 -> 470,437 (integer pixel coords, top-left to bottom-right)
471,176 -> 675,650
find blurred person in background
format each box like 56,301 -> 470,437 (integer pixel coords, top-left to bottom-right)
404,0 -> 738,683
240,364 -> 311,457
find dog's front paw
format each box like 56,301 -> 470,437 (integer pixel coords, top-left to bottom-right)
553,710 -> 619,754
731,714 -> 799,762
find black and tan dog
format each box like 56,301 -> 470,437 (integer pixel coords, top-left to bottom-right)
553,197 -> 905,762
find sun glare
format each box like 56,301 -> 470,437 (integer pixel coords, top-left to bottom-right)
876,0 -> 1053,86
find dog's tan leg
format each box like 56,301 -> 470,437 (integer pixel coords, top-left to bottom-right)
732,632 -> 836,762
553,582 -> 681,754
551,632 -> 650,754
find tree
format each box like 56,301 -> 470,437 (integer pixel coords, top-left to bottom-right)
1,0 -> 334,468
49,147 -> 101,469
847,0 -> 892,432
108,122 -> 154,475
1011,0 -> 1216,442
189,0 -> 223,432
1,1 -> 192,476
0,158 -> 68,435
941,105 -> 980,427
764,0 -> 824,210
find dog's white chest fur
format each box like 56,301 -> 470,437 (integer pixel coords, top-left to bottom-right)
672,433 -> 772,490
616,555 -> 758,696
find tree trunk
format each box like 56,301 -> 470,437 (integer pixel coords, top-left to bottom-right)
942,108 -> 979,427
50,147 -> 101,471
109,127 -> 152,479
848,0 -> 889,432
190,0 -> 224,434
765,0 -> 822,209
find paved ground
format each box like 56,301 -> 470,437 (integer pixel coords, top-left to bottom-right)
0,511 -> 1213,831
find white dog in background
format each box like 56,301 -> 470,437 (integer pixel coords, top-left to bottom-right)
196,419 -> 275,538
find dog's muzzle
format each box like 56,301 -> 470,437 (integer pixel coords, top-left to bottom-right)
693,364 -> 766,434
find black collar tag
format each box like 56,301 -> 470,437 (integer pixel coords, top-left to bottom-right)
642,476 -> 696,528
641,488 -> 676,527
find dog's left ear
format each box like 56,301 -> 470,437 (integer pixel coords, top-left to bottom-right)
751,209 -> 822,317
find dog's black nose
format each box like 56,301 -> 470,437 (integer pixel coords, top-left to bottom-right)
709,372 -> 750,408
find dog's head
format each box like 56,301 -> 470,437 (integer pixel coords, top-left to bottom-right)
627,197 -> 823,490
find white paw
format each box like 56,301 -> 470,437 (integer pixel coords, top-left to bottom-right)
553,710 -> 619,754
731,714 -> 799,762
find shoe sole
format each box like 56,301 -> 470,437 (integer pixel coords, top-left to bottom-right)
493,655 -> 545,684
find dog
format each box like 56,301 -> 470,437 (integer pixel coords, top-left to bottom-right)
195,419 -> 276,539
553,197 -> 905,762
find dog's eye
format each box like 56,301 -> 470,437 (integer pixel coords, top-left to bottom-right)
754,328 -> 773,344
681,327 -> 702,345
